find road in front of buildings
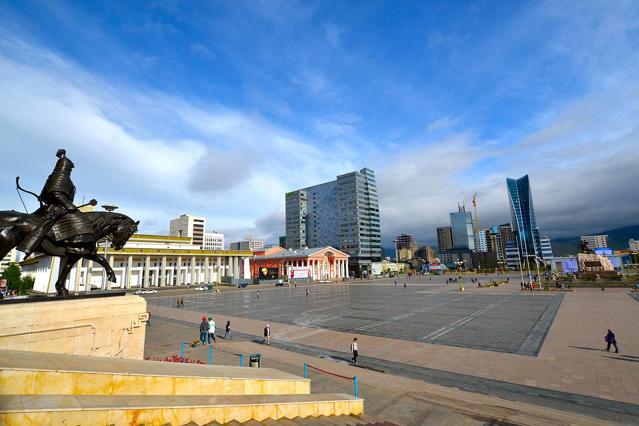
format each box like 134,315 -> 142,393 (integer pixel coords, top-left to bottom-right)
146,274 -> 562,356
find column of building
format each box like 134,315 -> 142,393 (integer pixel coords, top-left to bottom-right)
160,256 -> 167,287
176,256 -> 182,286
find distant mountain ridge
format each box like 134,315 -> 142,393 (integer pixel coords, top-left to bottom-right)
551,225 -> 639,256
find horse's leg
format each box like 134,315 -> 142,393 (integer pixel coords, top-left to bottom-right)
55,254 -> 80,296
85,253 -> 117,283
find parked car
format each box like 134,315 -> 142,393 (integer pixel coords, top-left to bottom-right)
135,289 -> 158,295
194,286 -> 208,291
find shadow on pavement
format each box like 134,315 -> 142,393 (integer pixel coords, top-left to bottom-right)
569,345 -> 604,351
604,356 -> 639,363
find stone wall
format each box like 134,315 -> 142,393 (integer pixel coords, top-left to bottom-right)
0,295 -> 147,359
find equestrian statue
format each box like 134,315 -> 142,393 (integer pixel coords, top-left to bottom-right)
1,149 -> 138,296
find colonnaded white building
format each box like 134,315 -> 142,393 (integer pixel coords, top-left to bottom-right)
21,234 -> 252,294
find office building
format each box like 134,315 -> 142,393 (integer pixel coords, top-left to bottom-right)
279,236 -> 287,248
474,229 -> 488,252
203,231 -> 224,251
306,181 -> 340,248
540,237 -> 553,261
581,235 -> 609,250
285,190 -> 308,249
170,214 -> 206,248
437,226 -> 453,253
230,239 -> 264,251
337,168 -> 382,275
498,224 -> 515,261
395,234 -> 418,261
415,245 -> 434,262
285,168 -> 382,276
630,239 -> 639,251
507,175 -> 542,258
450,205 -> 475,250
505,241 -> 521,268
485,227 -> 503,261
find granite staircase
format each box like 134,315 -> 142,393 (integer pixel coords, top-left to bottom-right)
0,349 -> 365,425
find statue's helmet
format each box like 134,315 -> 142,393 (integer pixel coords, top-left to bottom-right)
54,152 -> 75,173
56,149 -> 66,158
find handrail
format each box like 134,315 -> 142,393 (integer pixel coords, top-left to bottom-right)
304,362 -> 359,399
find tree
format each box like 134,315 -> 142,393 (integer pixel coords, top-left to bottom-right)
1,263 -> 35,295
1,263 -> 22,292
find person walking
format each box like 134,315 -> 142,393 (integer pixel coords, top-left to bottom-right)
256,290 -> 260,299
394,280 -> 397,287
179,298 -> 184,309
176,298 -> 180,309
305,288 -> 310,296
350,338 -> 359,364
605,329 -> 619,353
207,316 -> 216,344
199,316 -> 209,345
263,324 -> 271,345
403,282 -> 406,289
224,320 -> 232,339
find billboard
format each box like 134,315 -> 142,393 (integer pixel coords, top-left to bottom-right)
594,248 -> 613,256
289,267 -> 311,280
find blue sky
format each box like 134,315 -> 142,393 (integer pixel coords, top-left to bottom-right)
1,0 -> 638,247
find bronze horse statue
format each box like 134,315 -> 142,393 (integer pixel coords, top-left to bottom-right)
0,207 -> 138,296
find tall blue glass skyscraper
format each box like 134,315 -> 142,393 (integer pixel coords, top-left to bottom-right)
506,175 -> 541,258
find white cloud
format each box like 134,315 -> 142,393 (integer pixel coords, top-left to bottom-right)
0,37 -> 350,244
427,116 -> 457,132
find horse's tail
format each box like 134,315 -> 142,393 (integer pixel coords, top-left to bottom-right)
0,210 -> 36,259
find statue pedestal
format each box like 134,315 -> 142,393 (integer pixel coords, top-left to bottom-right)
0,294 -> 147,359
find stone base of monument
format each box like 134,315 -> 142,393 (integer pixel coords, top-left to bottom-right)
0,293 -> 147,359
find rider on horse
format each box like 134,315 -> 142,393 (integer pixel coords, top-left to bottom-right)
18,149 -> 95,258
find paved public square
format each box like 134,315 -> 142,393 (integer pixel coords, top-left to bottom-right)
145,276 -> 639,424
148,276 -> 562,356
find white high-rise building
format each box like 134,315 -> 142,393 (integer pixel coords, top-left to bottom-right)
580,235 -> 609,249
0,248 -> 18,273
204,231 -> 225,250
474,229 -> 488,252
169,214 -> 206,248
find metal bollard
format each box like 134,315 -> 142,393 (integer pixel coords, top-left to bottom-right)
209,345 -> 213,365
303,363 -> 308,379
239,354 -> 244,366
353,376 -> 358,399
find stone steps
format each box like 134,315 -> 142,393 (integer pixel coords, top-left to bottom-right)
0,348 -> 366,424
0,349 -> 310,396
0,393 -> 364,425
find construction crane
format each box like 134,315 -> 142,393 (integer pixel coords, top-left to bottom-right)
472,193 -> 480,235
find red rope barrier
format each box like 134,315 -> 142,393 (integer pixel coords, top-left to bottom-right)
307,364 -> 353,380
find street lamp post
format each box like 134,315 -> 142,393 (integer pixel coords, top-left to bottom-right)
455,259 -> 464,291
100,204 -> 118,292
